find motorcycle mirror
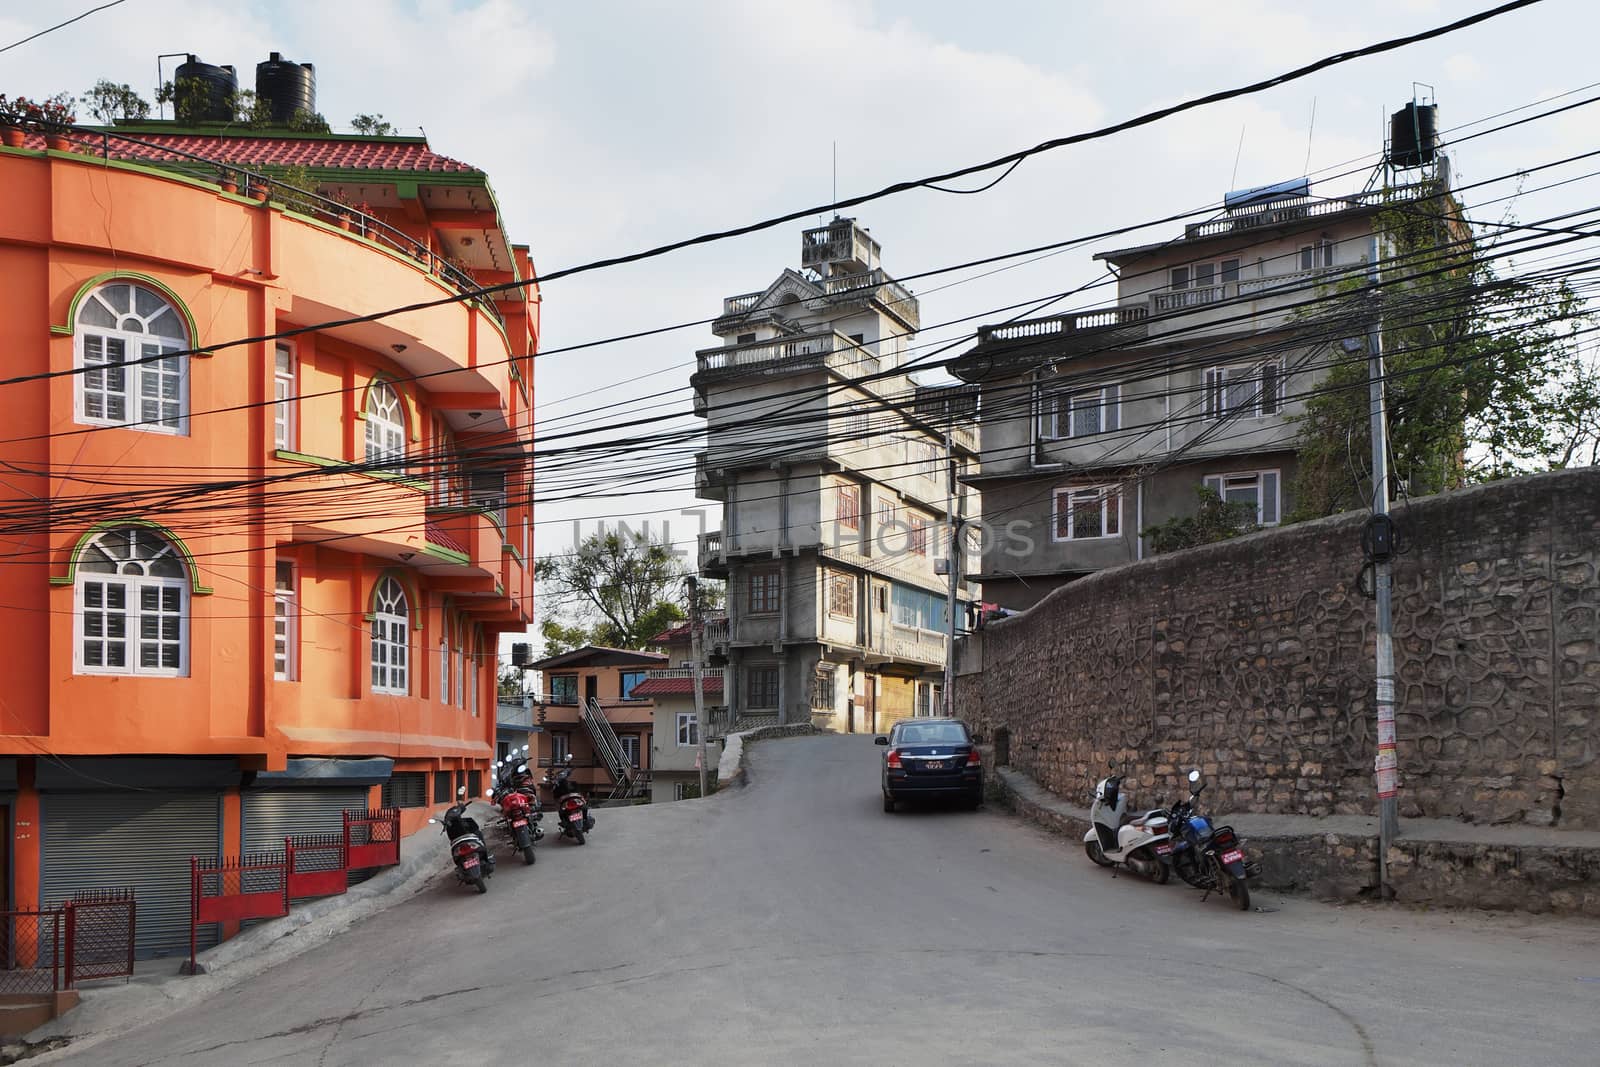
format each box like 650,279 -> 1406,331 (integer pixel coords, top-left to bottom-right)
427,818 -> 437,825
1188,769 -> 1201,784
485,790 -> 494,798
522,744 -> 530,753
456,785 -> 467,798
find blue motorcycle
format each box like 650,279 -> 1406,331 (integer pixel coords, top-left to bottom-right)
1165,769 -> 1259,911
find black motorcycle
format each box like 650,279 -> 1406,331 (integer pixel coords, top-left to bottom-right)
545,757 -> 595,845
490,749 -> 544,864
1165,769 -> 1260,911
430,787 -> 495,893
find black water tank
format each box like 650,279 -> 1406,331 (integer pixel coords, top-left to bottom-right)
1389,102 -> 1438,168
173,55 -> 237,122
255,52 -> 316,123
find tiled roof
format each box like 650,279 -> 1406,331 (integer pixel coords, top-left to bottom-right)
628,674 -> 724,698
34,129 -> 480,173
425,520 -> 469,555
650,617 -> 728,644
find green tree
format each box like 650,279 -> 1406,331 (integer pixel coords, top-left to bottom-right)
497,664 -> 526,699
534,530 -> 689,654
350,113 -> 395,136
80,80 -> 150,123
1141,486 -> 1259,555
1290,190 -> 1597,518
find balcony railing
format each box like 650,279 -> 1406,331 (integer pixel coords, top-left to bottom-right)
811,269 -> 920,329
696,329 -> 880,379
704,618 -> 729,648
50,126 -> 506,328
977,305 -> 1149,345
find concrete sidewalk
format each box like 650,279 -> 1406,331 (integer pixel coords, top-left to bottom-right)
9,802 -> 500,1062
993,766 -> 1600,916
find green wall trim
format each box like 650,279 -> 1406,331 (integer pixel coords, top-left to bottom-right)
53,518 -> 215,595
54,271 -> 201,345
423,543 -> 471,565
272,449 -> 427,490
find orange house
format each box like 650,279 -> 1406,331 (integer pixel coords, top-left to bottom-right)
530,647 -> 664,801
0,124 -> 537,957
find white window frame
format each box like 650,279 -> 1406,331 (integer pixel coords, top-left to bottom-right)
827,571 -> 855,618
1203,362 -> 1282,420
676,713 -> 700,747
73,282 -> 189,435
1052,485 -> 1122,541
73,527 -> 190,677
551,733 -> 571,762
1299,240 -> 1336,271
836,482 -> 860,532
1066,384 -> 1121,439
274,559 -> 297,681
364,380 -> 406,472
1204,470 -> 1281,526
370,575 -> 409,695
454,636 -> 465,707
273,341 -> 296,450
619,734 -> 642,767
468,644 -> 479,717
1170,258 -> 1241,290
439,638 -> 449,703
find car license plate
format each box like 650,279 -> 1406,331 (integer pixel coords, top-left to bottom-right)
1221,849 -> 1244,865
1155,843 -> 1173,855
513,819 -> 528,827
924,760 -> 946,771
463,857 -> 479,869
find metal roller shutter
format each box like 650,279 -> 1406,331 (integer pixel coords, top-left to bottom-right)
41,792 -> 222,960
241,789 -> 371,851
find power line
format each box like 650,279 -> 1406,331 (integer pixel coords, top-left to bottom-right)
0,0 -> 129,55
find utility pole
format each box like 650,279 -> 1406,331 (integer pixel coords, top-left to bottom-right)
1365,234 -> 1401,896
941,429 -> 959,718
688,575 -> 709,798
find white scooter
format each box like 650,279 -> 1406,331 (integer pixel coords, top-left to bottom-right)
1083,773 -> 1172,883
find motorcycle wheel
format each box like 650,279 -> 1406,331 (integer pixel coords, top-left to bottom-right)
523,845 -> 536,865
583,813 -> 594,831
470,873 -> 487,894
1227,873 -> 1250,911
1150,855 -> 1171,885
1085,839 -> 1115,868
571,824 -> 586,845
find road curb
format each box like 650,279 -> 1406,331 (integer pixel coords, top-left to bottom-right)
19,802 -> 500,1061
715,724 -> 818,787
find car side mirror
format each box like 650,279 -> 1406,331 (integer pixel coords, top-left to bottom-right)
873,736 -> 888,746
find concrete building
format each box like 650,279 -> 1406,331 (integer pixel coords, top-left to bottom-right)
527,646 -> 660,803
634,619 -> 728,800
950,164 -> 1456,611
0,85 -> 536,956
692,219 -> 977,733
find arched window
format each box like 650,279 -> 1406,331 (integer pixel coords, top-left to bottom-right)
75,282 -> 190,433
370,575 -> 409,695
365,380 -> 406,472
75,526 -> 188,675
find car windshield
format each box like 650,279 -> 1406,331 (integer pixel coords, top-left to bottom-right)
896,723 -> 968,745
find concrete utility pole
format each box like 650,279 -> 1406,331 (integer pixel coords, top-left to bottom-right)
687,576 -> 710,797
1365,234 -> 1401,894
941,429 -> 959,718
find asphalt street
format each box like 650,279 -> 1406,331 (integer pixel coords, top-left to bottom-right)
56,734 -> 1600,1066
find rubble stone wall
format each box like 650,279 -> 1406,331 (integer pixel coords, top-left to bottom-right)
958,468 -> 1600,830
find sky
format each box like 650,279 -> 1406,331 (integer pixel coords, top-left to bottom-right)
5,0 -> 1596,645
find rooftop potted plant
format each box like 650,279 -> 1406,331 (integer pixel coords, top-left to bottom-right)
26,93 -> 76,150
0,95 -> 26,147
217,168 -> 239,195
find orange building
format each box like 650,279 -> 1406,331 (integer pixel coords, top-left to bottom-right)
0,120 -> 536,956
530,647 -> 663,802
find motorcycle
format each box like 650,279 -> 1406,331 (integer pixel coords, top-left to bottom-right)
429,786 -> 495,894
490,747 -> 543,865
545,757 -> 595,845
1166,769 -> 1260,911
1083,771 -> 1172,884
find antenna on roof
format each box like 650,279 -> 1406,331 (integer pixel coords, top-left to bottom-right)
1229,123 -> 1246,189
1302,96 -> 1318,176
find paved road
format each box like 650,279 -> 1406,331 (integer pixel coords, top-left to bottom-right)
60,734 -> 1600,1065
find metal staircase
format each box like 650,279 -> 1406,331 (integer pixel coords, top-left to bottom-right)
580,698 -> 635,801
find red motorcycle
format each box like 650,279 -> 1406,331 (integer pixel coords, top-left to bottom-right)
491,748 -> 542,865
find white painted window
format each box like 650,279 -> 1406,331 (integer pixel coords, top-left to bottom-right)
273,342 -> 295,449
551,734 -> 570,761
1053,486 -> 1122,541
1203,362 -> 1282,419
1299,240 -> 1336,270
619,734 -> 641,767
75,527 -> 188,676
1037,382 -> 1120,440
468,639 -> 479,717
454,636 -> 465,706
1204,470 -> 1281,525
75,283 -> 188,433
273,560 -> 297,681
676,713 -> 700,747
439,638 -> 449,703
364,380 -> 406,472
370,576 -> 409,695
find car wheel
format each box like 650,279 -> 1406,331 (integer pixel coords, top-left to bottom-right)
882,793 -> 897,814
964,791 -> 983,811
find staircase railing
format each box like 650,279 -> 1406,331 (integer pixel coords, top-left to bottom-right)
580,698 -> 631,787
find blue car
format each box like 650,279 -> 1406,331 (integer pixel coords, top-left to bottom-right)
876,717 -> 984,812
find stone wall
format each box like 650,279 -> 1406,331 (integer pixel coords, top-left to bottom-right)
958,468 -> 1600,830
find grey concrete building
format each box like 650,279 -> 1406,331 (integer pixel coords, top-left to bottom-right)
692,218 -> 978,733
949,168 -> 1455,611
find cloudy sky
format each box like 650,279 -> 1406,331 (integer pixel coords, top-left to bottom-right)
6,0 -> 1594,632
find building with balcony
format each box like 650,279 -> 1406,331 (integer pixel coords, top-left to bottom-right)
0,105 -> 536,956
949,160 -> 1458,610
692,219 -> 977,732
634,619 -> 729,800
527,646 -> 661,803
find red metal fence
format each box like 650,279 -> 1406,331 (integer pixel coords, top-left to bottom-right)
0,891 -> 138,993
187,808 -> 404,973
344,808 -> 400,870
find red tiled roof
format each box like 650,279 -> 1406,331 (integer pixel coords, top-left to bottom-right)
34,129 -> 480,173
628,675 -> 724,698
650,617 -> 728,644
425,519 -> 469,555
